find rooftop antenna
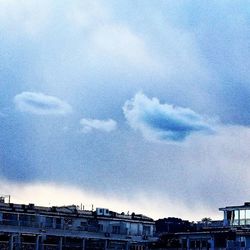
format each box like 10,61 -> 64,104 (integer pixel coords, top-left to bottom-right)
80,203 -> 84,210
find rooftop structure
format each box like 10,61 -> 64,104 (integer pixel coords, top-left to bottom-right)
219,202 -> 250,227
175,202 -> 250,250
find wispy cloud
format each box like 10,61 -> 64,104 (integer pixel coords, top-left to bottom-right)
0,0 -> 51,37
123,93 -> 213,142
80,118 -> 117,133
89,24 -> 160,71
14,92 -> 72,115
66,0 -> 109,30
67,1 -> 160,72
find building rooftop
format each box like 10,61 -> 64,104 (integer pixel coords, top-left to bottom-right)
0,199 -> 154,223
219,202 -> 250,211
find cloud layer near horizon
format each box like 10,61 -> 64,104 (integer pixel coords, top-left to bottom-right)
0,179 -> 219,221
123,93 -> 213,142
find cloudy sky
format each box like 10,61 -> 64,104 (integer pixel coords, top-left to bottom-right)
1,0 -> 250,220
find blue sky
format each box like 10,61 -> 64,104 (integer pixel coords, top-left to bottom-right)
1,0 -> 250,220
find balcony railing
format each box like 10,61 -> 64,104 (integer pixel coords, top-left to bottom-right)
0,219 -> 100,232
0,218 -> 156,240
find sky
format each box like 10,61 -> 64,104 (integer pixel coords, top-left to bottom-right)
1,0 -> 250,221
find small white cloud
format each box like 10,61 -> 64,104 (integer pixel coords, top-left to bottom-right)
123,92 -> 213,142
80,118 -> 117,133
14,92 -> 72,115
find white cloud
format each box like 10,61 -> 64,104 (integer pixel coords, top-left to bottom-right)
80,118 -> 117,133
173,125 -> 250,207
123,92 -> 213,142
14,92 -> 72,115
66,1 -> 160,72
0,0 -> 51,37
66,0 -> 109,30
89,24 -> 161,71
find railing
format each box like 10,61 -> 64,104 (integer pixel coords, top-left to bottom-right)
0,219 -> 18,226
0,219 -> 101,233
0,219 -> 156,242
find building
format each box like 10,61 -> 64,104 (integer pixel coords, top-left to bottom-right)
152,217 -> 196,249
220,201 -> 250,227
155,217 -> 195,234
177,202 -> 250,250
0,197 -> 157,250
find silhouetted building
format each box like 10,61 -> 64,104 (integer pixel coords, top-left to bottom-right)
155,217 -> 195,234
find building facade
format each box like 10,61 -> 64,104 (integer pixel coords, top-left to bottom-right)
0,198 -> 156,250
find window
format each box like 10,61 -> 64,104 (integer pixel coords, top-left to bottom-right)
240,210 -> 246,225
246,210 -> 250,225
233,210 -> 239,226
81,221 -> 87,226
45,217 -> 53,228
19,214 -> 36,227
143,225 -> 151,235
99,224 -> 104,232
112,225 -> 120,234
2,213 -> 18,226
55,218 -> 61,229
